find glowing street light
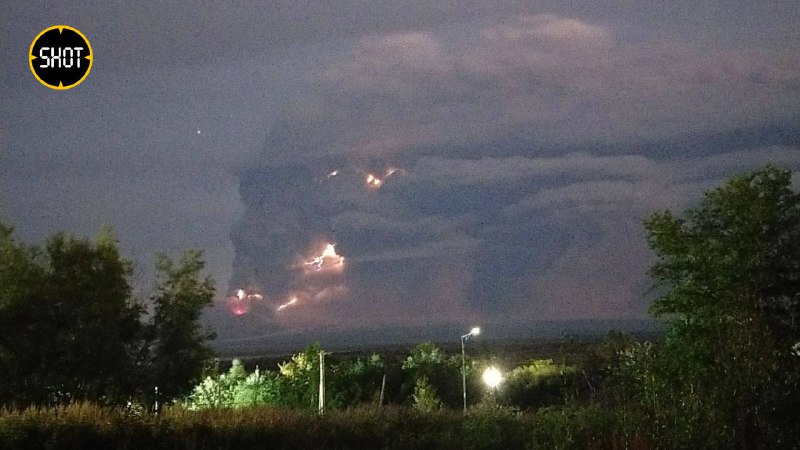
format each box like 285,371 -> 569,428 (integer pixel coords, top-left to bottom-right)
482,366 -> 503,389
461,326 -> 480,414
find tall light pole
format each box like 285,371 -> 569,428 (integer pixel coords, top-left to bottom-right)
461,326 -> 480,414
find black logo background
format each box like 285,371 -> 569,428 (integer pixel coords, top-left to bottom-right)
30,27 -> 91,89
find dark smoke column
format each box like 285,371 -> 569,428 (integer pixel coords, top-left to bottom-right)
230,164 -> 329,301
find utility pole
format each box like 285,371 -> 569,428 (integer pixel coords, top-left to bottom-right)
461,326 -> 480,414
379,373 -> 386,407
318,350 -> 325,415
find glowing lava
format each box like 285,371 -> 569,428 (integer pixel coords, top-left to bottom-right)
304,243 -> 344,272
227,288 -> 263,316
236,289 -> 263,301
366,173 -> 382,188
231,302 -> 249,316
365,167 -> 402,189
226,294 -> 251,316
276,296 -> 298,311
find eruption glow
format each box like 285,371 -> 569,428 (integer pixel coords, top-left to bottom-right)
276,296 -> 298,311
235,288 -> 263,301
231,302 -> 249,316
365,167 -> 402,190
226,294 -> 251,316
304,243 -> 344,272
366,173 -> 382,188
227,288 -> 264,316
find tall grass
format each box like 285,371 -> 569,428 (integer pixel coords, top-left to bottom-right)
0,402 -> 620,449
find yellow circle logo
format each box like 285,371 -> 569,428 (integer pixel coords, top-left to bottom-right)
29,25 -> 93,90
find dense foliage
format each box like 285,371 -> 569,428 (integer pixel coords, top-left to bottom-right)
401,342 -> 474,408
498,359 -> 578,410
0,225 -> 217,407
147,251 -> 217,401
614,166 -> 800,448
185,346 -> 385,411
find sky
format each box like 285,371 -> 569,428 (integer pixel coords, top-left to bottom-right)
2,1 -> 799,350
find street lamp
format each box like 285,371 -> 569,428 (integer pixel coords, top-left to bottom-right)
482,366 -> 503,405
461,326 -> 480,414
482,366 -> 502,389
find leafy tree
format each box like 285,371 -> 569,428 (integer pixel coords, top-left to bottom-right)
328,354 -> 385,408
183,359 -> 290,409
146,250 -> 216,401
185,349 -> 386,411
184,359 -> 246,410
277,343 -> 322,409
640,166 -> 800,447
0,224 -> 219,407
412,376 -> 443,412
499,359 -> 578,410
233,366 -> 286,407
0,226 -> 143,405
402,342 -> 468,407
573,330 -> 636,403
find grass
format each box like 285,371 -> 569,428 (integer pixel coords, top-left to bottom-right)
0,402 -> 620,449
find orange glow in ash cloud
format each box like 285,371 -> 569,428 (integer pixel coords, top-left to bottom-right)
366,173 -> 383,188
304,243 -> 345,272
226,294 -> 251,316
276,296 -> 298,311
365,167 -> 403,189
227,288 -> 265,316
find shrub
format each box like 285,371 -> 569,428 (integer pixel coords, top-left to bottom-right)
499,360 -> 578,410
412,377 -> 443,413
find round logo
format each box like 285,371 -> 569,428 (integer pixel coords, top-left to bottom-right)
29,25 -> 93,90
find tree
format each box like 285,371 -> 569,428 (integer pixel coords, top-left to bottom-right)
412,376 -> 443,412
277,343 -> 324,409
0,223 -> 219,407
328,354 -> 385,408
641,166 -> 800,447
402,342 -> 466,407
499,359 -> 578,410
0,226 -> 143,405
184,359 -> 246,410
146,250 -> 217,401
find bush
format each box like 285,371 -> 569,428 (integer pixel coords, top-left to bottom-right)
402,342 -> 471,408
499,360 -> 578,410
528,405 -> 614,450
412,377 -> 443,412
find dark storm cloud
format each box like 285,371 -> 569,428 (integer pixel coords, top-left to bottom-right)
228,13 -> 800,336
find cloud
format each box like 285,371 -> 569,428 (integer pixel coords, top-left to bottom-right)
230,146 -> 800,332
3,1 -> 799,348
329,32 -> 452,94
407,153 -> 657,186
505,180 -> 668,214
257,14 -> 799,169
480,14 -> 614,47
221,13 -> 800,337
352,235 -> 481,263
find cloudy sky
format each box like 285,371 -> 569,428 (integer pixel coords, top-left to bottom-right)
2,1 -> 799,347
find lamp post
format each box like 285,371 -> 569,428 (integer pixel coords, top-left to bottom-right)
461,326 -> 480,414
482,366 -> 502,392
